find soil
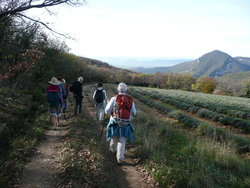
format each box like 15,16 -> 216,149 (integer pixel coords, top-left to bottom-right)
16,84 -> 156,188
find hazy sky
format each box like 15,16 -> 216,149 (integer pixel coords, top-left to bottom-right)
28,0 -> 250,60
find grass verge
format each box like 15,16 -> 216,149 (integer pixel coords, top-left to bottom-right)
131,108 -> 250,187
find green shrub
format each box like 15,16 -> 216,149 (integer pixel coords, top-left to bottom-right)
220,116 -> 235,125
197,124 -> 214,136
230,136 -> 250,153
187,106 -> 201,114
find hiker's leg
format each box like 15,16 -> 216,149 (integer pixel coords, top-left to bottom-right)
50,106 -> 57,128
96,103 -> 100,118
99,103 -> 105,122
78,98 -> 82,114
96,103 -> 102,121
51,115 -> 56,127
63,100 -> 67,113
109,136 -> 118,153
74,97 -> 78,115
117,136 -> 126,163
95,103 -> 98,119
56,104 -> 61,126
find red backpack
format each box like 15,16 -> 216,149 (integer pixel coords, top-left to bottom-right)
112,94 -> 133,125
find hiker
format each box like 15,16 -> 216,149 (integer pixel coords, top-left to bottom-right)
93,82 -> 108,123
46,77 -> 64,129
57,76 -> 66,100
61,79 -> 69,113
69,77 -> 84,115
105,82 -> 136,165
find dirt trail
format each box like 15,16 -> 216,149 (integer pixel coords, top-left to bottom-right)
17,120 -> 69,187
17,84 -> 155,188
83,84 -> 154,188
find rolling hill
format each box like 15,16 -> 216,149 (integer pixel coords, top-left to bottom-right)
129,50 -> 250,78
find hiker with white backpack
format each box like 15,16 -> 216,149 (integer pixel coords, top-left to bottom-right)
105,82 -> 136,166
93,82 -> 108,124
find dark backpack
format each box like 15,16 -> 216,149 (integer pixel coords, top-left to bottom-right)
94,89 -> 104,103
47,90 -> 60,106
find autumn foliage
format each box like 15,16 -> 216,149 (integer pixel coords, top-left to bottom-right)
0,49 -> 44,80
191,76 -> 216,93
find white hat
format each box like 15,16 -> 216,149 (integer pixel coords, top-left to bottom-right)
48,77 -> 59,85
117,82 -> 127,92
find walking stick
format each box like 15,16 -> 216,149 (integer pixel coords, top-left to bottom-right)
99,114 -> 110,141
99,121 -> 105,141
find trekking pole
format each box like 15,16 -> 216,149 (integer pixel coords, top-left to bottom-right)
99,121 -> 105,141
99,114 -> 110,141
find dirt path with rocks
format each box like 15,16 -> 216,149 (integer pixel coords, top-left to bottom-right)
17,84 -> 155,188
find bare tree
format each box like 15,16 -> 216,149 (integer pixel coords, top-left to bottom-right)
0,0 -> 87,36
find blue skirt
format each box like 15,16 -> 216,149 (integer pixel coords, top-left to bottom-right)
106,119 -> 134,142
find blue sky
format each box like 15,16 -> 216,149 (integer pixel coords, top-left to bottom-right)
28,0 -> 250,61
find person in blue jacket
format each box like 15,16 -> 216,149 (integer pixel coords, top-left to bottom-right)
105,82 -> 136,165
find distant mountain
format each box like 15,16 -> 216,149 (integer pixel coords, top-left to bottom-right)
234,57 -> 250,66
130,50 -> 250,78
95,57 -> 193,68
169,50 -> 250,77
130,66 -> 171,74
78,56 -> 135,74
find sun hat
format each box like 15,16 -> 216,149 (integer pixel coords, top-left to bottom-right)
48,77 -> 59,85
117,82 -> 127,92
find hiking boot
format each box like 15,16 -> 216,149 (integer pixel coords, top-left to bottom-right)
95,114 -> 98,120
118,158 -> 123,166
109,147 -> 116,154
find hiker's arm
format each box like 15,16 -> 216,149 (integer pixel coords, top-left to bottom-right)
104,90 -> 108,104
104,90 -> 108,99
105,97 -> 115,114
131,102 -> 136,116
93,90 -> 96,99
